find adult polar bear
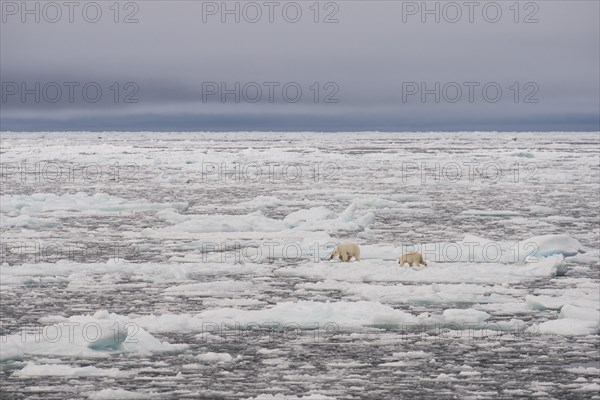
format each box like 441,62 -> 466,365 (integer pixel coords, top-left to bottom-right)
329,243 -> 361,262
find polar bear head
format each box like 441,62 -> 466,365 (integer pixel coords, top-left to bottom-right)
328,245 -> 341,261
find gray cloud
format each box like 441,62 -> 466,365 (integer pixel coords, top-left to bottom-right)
1,1 -> 598,131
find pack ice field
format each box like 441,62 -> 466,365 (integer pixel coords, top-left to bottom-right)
0,132 -> 599,399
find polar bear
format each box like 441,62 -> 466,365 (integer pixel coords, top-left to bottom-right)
329,243 -> 360,262
397,251 -> 427,267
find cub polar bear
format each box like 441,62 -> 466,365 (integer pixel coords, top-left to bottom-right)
329,243 -> 360,262
397,251 -> 427,267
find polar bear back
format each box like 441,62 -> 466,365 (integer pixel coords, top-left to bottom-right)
334,242 -> 360,262
397,251 -> 426,267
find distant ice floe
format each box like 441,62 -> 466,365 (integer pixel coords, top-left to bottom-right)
243,394 -> 335,400
0,259 -> 275,289
511,151 -> 535,158
454,233 -> 583,262
526,291 -> 599,311
284,202 -> 375,232
130,301 -> 417,332
0,192 -> 188,216
164,280 -> 255,297
0,337 -> 25,362
276,255 -> 567,284
0,214 -> 58,228
525,297 -> 600,336
531,319 -> 598,336
0,310 -> 187,362
149,201 -> 375,236
1,189 -> 595,345
13,362 -> 126,377
156,210 -> 288,233
460,210 -> 522,217
522,234 -> 584,258
79,301 -> 509,334
574,384 -> 600,393
296,281 -> 520,305
196,352 -> 241,363
358,233 -> 582,264
237,195 -> 284,209
566,366 -> 600,375
334,193 -> 422,208
87,389 -> 160,399
560,304 -> 600,322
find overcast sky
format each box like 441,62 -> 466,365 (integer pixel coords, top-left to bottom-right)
1,0 -> 599,131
